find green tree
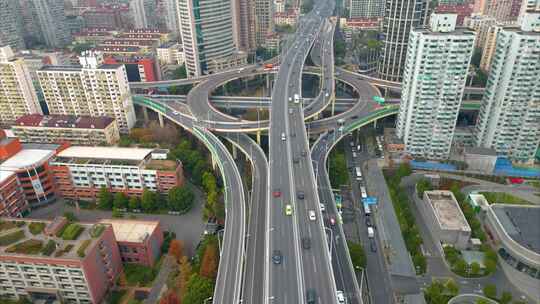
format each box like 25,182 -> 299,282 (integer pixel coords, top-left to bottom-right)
413,253 -> 427,274
444,278 -> 459,296
202,171 -> 217,193
63,212 -> 78,222
396,163 -> 412,179
483,284 -> 497,299
484,258 -> 497,274
97,186 -> 113,210
476,299 -> 490,304
141,189 -> 158,212
347,241 -> 366,269
129,196 -> 141,210
173,64 -> 187,79
470,261 -> 481,275
500,291 -> 512,304
168,186 -> 195,212
113,192 -> 128,210
416,178 -> 433,198
182,274 -> 214,304
112,209 -> 124,218
454,259 -> 468,275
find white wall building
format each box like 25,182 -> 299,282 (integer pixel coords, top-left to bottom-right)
474,13 -> 540,164
396,14 -> 476,159
0,46 -> 42,127
37,51 -> 136,133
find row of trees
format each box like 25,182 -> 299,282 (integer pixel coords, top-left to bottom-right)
170,138 -> 225,221
119,122 -> 181,148
347,241 -> 366,269
384,163 -> 427,274
449,181 -> 488,242
161,237 -> 219,304
97,185 -> 194,213
328,144 -> 349,188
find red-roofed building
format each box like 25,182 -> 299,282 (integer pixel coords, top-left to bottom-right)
103,56 -> 159,82
435,3 -> 474,25
12,114 -> 120,146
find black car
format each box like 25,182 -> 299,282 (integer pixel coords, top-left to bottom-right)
302,237 -> 311,249
370,239 -> 377,252
297,191 -> 305,200
272,250 -> 282,264
306,289 -> 317,304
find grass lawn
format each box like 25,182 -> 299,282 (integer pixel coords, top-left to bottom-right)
480,192 -> 532,205
5,239 -> 43,255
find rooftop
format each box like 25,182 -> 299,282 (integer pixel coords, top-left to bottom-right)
492,205 -> 540,255
0,218 -> 108,260
0,149 -> 54,171
0,170 -> 15,184
56,146 -> 153,162
39,65 -> 83,72
425,190 -> 471,231
14,114 -> 115,129
100,219 -> 158,243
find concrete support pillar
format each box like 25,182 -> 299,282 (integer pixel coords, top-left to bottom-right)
142,107 -> 149,122
158,113 -> 164,127
232,145 -> 238,159
256,131 -> 261,145
373,119 -> 378,129
211,154 -> 217,170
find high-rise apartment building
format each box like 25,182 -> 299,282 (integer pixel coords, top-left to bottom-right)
485,0 -> 522,22
464,14 -> 497,48
158,0 -> 180,35
397,14 -> 476,159
378,0 -> 429,81
255,0 -> 275,46
349,0 -> 384,18
0,46 -> 42,127
130,0 -> 148,28
474,13 -> 540,164
29,0 -> 72,48
0,0 -> 25,50
176,0 -> 245,76
37,51 -> 136,133
233,0 -> 256,52
479,23 -> 502,72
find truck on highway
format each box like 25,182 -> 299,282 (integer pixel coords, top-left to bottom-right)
264,63 -> 274,69
360,186 -> 367,198
367,227 -> 374,238
294,93 -> 300,104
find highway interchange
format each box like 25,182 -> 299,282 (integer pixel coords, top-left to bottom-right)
126,0 -> 491,303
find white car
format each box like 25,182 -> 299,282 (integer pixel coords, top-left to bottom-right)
337,291 -> 345,303
308,210 -> 316,221
281,133 -> 286,141
320,203 -> 325,212
172,111 -> 179,115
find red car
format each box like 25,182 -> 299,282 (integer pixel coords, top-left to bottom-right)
329,217 -> 336,226
272,189 -> 281,198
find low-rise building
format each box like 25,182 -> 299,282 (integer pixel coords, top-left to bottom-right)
420,190 -> 472,249
0,133 -> 60,210
100,219 -> 163,266
103,56 -> 159,82
485,204 -> 540,301
464,147 -> 498,173
0,217 -> 123,304
12,114 -> 120,146
156,42 -> 185,66
50,146 -> 184,201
